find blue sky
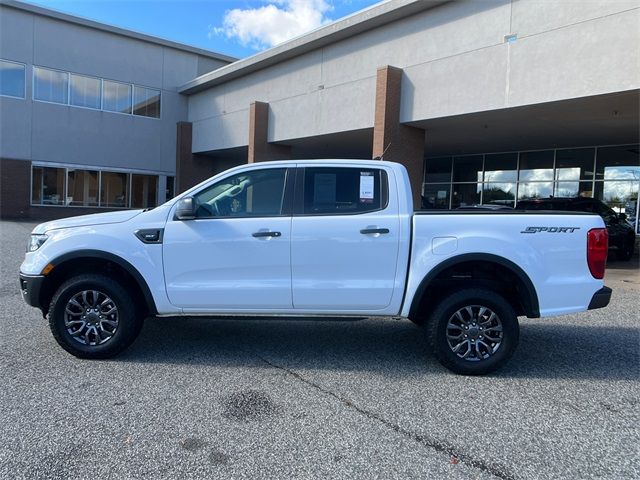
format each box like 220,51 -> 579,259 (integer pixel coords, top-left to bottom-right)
27,0 -> 381,59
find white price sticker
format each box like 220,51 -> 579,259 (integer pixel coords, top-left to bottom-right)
359,172 -> 374,203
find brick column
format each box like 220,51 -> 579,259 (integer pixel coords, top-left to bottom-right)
248,101 -> 291,163
0,158 -> 31,219
372,66 -> 425,209
175,121 -> 215,194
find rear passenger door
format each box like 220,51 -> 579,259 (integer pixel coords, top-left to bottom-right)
291,165 -> 400,312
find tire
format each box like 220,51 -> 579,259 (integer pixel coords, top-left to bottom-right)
48,274 -> 144,359
425,288 -> 519,375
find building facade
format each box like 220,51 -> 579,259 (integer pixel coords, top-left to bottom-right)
0,0 -> 233,219
1,0 -> 639,232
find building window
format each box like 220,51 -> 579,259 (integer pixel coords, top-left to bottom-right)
70,74 -> 101,110
131,174 -> 158,208
33,66 -> 69,104
32,166 -> 66,205
484,153 -> 517,183
100,171 -> 129,207
102,80 -> 132,114
166,177 -> 175,201
133,86 -> 160,118
67,169 -> 99,206
0,59 -> 25,98
422,183 -> 450,209
482,183 -> 516,207
424,157 -> 452,183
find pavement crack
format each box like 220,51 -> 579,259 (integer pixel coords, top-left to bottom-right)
257,354 -> 516,480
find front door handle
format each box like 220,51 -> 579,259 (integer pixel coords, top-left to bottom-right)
252,231 -> 282,238
360,228 -> 390,235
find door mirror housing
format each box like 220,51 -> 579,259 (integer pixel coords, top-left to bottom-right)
175,197 -> 196,220
619,212 -> 628,221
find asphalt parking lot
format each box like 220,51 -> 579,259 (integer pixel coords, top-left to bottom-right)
1,220 -> 638,480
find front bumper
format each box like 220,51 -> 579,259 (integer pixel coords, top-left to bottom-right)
19,273 -> 45,309
587,286 -> 612,310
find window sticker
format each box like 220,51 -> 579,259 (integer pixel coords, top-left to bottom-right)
360,172 -> 374,203
313,173 -> 337,205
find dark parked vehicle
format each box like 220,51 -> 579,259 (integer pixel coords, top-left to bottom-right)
515,197 -> 636,261
456,204 -> 514,211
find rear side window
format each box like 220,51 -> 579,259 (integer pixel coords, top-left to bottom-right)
302,167 -> 387,215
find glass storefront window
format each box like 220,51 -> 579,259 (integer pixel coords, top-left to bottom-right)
422,184 -> 450,209
596,145 -> 640,181
131,174 -> 158,208
452,183 -> 481,208
554,181 -> 593,198
595,181 -> 639,213
555,148 -> 595,181
100,172 -> 129,207
482,183 -> 516,206
166,177 -> 175,201
32,166 -> 65,205
484,153 -> 517,183
518,182 -> 553,200
0,59 -> 25,98
67,169 -> 99,206
519,150 -> 554,181
103,80 -> 132,114
453,155 -> 483,183
133,86 -> 160,118
70,74 -> 101,110
424,158 -> 452,183
33,67 -> 69,104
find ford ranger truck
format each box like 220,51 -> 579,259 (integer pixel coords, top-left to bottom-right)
19,160 -> 612,375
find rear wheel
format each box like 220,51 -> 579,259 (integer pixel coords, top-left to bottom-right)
425,288 -> 519,375
49,274 -> 143,359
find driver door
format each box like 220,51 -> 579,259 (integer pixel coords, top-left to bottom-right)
163,167 -> 294,311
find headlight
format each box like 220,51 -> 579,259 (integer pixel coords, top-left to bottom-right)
27,234 -> 48,252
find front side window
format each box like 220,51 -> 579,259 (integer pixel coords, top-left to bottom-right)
70,73 -> 101,109
103,80 -> 132,114
0,59 -> 25,98
194,168 -> 287,218
34,67 -> 69,104
133,86 -> 160,118
303,167 -> 385,214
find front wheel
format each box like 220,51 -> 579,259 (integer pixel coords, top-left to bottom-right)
48,274 -> 144,359
425,288 -> 519,375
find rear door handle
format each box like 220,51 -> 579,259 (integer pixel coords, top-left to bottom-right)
360,228 -> 390,235
252,231 -> 282,238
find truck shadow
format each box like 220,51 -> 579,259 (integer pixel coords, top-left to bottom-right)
123,317 -> 638,381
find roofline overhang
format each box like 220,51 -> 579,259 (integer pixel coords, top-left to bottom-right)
179,0 -> 451,95
1,0 -> 237,63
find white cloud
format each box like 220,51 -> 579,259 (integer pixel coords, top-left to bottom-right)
211,0 -> 333,50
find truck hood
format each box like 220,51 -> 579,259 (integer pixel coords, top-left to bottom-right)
33,209 -> 143,234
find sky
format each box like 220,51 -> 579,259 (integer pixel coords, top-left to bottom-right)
26,0 -> 382,59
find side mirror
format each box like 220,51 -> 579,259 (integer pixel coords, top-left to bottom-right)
619,212 -> 628,221
175,197 -> 196,220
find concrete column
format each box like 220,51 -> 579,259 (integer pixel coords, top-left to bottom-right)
175,121 -> 215,194
372,66 -> 425,209
248,101 -> 291,163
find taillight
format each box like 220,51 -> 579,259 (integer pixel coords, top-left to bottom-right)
587,228 -> 608,279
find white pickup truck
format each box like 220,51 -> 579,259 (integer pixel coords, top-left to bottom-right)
19,160 -> 611,374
